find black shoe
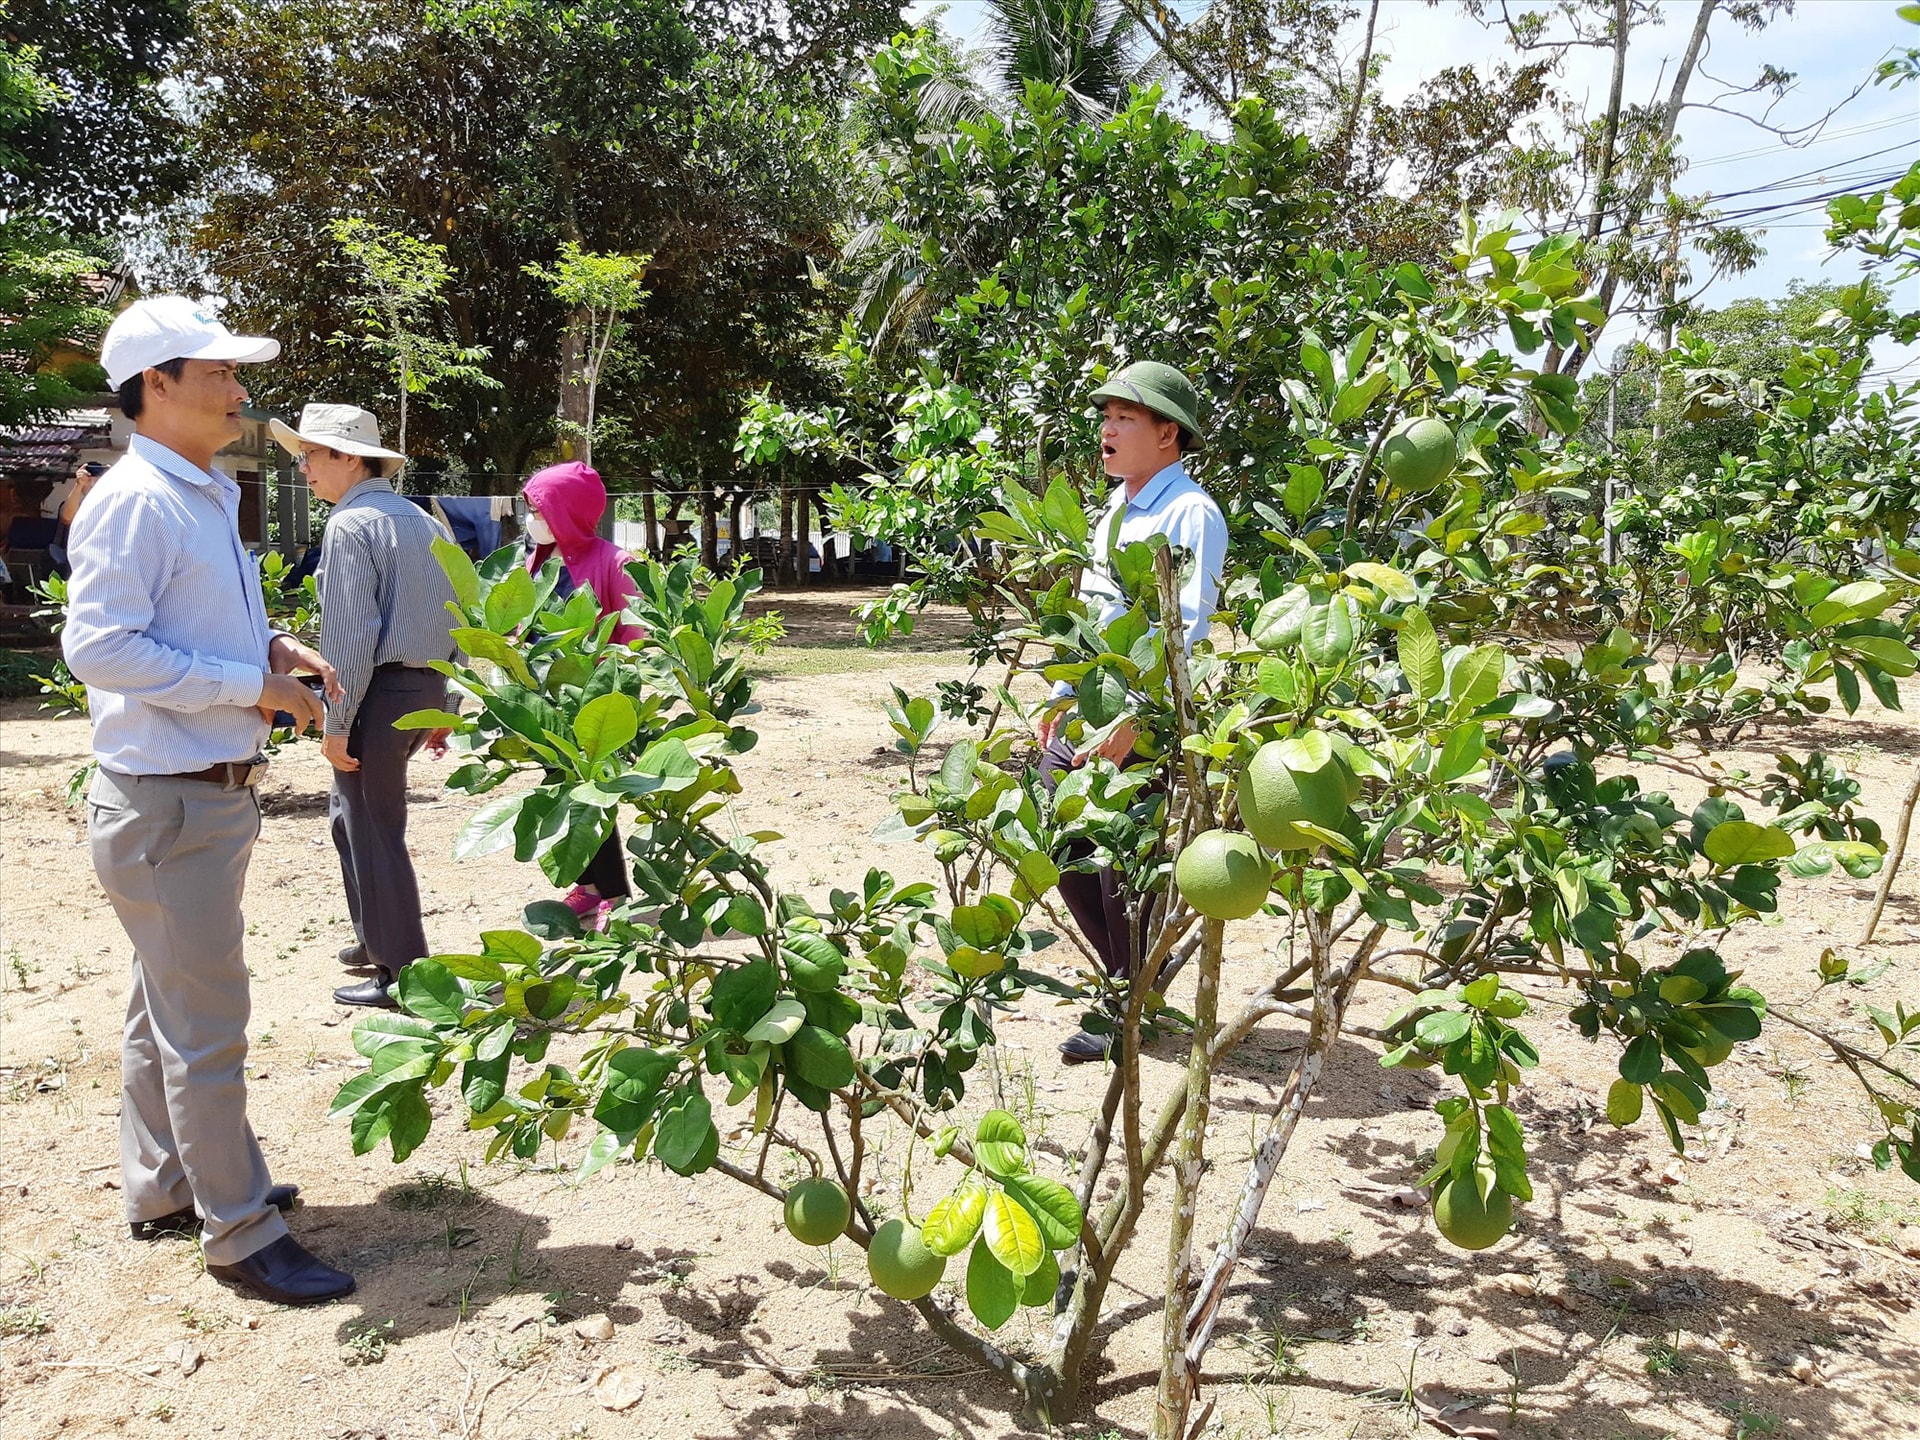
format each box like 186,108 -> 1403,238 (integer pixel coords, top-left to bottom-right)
207,1234 -> 354,1306
1058,1029 -> 1112,1064
333,972 -> 397,1009
131,1184 -> 301,1240
338,944 -> 374,970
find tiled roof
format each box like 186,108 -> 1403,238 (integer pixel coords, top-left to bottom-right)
0,412 -> 113,477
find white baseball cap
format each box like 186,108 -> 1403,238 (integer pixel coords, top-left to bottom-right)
99,296 -> 280,389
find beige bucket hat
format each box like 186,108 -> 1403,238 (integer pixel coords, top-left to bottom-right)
269,403 -> 405,478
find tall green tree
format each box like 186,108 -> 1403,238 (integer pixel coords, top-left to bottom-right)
0,0 -> 196,234
331,218 -> 499,464
0,23 -> 106,424
983,0 -> 1156,120
178,0 -> 852,494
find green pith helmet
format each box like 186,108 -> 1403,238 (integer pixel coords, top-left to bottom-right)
1089,360 -> 1205,449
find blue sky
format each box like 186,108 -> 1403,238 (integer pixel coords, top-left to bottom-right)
910,0 -> 1919,372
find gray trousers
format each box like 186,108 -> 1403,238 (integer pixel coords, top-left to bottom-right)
331,666 -> 445,975
88,768 -> 288,1266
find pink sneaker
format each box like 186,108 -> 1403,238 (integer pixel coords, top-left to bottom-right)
561,886 -> 612,932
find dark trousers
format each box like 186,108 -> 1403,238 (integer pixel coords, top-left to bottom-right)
1039,736 -> 1157,982
331,666 -> 445,977
577,829 -> 630,899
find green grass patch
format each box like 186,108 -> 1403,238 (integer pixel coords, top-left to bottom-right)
750,644 -> 963,678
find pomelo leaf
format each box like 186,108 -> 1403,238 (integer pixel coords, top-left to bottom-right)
1702,820 -> 1795,867
1398,607 -> 1444,701
966,1236 -> 1019,1329
983,1191 -> 1045,1277
923,1183 -> 987,1257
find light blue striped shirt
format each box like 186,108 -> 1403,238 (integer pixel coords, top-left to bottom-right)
1050,460 -> 1229,700
316,479 -> 458,735
62,434 -> 274,774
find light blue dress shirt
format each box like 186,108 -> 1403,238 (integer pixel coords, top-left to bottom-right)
1051,461 -> 1229,704
1079,459 -> 1229,647
62,434 -> 274,775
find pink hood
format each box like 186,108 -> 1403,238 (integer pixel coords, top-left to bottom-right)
523,462 -> 641,644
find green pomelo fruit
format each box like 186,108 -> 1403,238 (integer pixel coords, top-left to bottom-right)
1380,418 -> 1459,494
1432,1171 -> 1514,1251
784,1177 -> 852,1246
1174,830 -> 1273,921
1240,743 -> 1352,853
868,1218 -> 948,1300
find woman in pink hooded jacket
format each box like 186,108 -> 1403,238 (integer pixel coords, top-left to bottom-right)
522,461 -> 640,925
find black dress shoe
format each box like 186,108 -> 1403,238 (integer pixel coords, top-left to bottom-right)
1058,1029 -> 1113,1064
131,1183 -> 301,1240
207,1234 -> 354,1306
338,944 -> 374,970
333,972 -> 397,1009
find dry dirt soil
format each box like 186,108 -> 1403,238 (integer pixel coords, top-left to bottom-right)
3,589 -> 1919,1440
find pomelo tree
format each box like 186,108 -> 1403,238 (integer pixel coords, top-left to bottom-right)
332,41 -> 1920,1437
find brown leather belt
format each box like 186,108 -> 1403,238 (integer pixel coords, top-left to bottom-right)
170,758 -> 269,788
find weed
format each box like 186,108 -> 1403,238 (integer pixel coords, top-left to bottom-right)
506,1224 -> 537,1289
178,1304 -> 229,1334
1505,1345 -> 1528,1423
0,1306 -> 50,1336
1768,1048 -> 1811,1104
1823,1186 -> 1920,1246
341,1319 -> 395,1365
391,1167 -> 477,1211
495,1329 -> 552,1370
148,1401 -> 175,1422
1721,1403 -> 1780,1438
1642,1328 -> 1689,1376
1361,1342 -> 1421,1418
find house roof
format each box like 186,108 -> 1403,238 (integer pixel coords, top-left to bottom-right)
0,411 -> 114,480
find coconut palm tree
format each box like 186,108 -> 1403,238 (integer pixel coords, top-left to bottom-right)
983,0 -> 1159,121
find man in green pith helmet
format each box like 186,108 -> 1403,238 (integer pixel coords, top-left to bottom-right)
1037,360 -> 1228,1063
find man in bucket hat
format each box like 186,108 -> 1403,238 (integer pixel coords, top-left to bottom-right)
270,404 -> 459,1009
63,297 -> 354,1303
1037,360 -> 1228,1063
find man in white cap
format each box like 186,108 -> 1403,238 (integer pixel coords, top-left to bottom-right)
63,296 -> 355,1305
270,405 -> 457,1009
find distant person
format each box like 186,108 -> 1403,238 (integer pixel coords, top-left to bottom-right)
62,296 -> 352,1304
48,461 -> 106,578
1037,361 -> 1227,1063
270,404 -> 457,1010
522,461 -> 641,926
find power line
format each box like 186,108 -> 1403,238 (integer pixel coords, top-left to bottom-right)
1683,113 -> 1920,171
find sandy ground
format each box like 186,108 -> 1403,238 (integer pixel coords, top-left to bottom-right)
3,590 -> 1919,1440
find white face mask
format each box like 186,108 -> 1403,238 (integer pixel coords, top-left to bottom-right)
526,512 -> 555,546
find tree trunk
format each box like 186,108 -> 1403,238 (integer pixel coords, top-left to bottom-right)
1335,0 -> 1380,172
1863,763 -> 1920,944
728,490 -> 745,573
778,486 -> 795,588
642,476 -> 661,558
701,480 -> 719,572
1561,0 -> 1715,379
558,309 -> 591,468
1151,918 -> 1225,1439
797,488 -> 812,589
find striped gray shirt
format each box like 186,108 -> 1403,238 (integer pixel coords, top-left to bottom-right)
316,480 -> 459,736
